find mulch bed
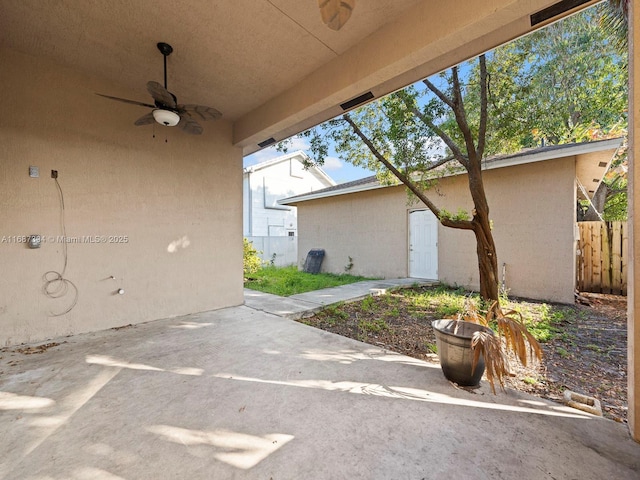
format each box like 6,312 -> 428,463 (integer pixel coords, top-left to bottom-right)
298,289 -> 628,423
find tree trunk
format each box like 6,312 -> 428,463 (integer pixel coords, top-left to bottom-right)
467,155 -> 500,304
581,181 -> 608,221
473,219 -> 500,304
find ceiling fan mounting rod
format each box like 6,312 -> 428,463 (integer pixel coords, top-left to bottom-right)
157,42 -> 173,90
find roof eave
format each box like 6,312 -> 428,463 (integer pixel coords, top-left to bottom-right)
280,138 -> 623,204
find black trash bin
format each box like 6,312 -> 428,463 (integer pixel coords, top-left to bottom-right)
303,249 -> 325,274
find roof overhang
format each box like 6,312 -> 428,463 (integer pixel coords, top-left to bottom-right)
243,150 -> 336,187
280,138 -> 623,205
1,0 -> 599,156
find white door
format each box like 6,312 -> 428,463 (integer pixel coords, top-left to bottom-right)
409,210 -> 438,279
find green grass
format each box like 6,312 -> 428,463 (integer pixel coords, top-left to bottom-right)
398,284 -> 574,344
360,296 -> 377,312
507,302 -> 578,343
403,284 -> 475,317
244,265 -> 374,297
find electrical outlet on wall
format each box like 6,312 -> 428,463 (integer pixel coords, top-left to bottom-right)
51,170 -> 58,179
29,166 -> 39,178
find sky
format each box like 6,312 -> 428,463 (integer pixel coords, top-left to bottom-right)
243,135 -> 375,184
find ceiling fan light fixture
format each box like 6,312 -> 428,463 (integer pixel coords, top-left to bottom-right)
153,109 -> 180,127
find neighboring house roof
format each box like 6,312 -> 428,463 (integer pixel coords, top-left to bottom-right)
280,138 -> 623,205
244,150 -> 337,187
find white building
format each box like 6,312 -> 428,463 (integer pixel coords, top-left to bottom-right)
243,151 -> 335,237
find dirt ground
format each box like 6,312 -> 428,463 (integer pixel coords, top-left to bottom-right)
298,289 -> 628,423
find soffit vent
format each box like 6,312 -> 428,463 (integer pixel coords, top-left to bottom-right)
258,138 -> 276,148
530,0 -> 591,26
340,92 -> 374,111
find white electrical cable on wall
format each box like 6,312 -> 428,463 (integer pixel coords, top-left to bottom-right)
43,177 -> 78,316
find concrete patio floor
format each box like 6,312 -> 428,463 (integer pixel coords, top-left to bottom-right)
1,285 -> 640,479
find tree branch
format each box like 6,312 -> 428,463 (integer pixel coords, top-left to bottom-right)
423,154 -> 458,172
409,106 -> 468,168
477,55 -> 488,159
423,78 -> 455,110
343,114 -> 474,230
450,66 -> 478,161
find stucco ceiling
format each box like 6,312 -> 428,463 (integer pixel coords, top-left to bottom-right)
0,0 -> 421,120
1,0 -> 597,154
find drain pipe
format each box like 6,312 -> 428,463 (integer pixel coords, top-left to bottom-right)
245,169 -> 253,236
501,263 -> 507,293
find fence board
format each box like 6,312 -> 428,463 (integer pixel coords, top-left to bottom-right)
592,223 -> 602,289
584,223 -> 593,290
576,221 -> 627,295
612,222 -> 622,295
601,222 -> 611,294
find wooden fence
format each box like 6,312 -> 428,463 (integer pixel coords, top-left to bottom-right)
576,221 -> 628,295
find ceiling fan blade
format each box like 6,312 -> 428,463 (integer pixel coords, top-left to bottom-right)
134,112 -> 156,126
96,93 -> 155,109
180,104 -> 222,121
147,81 -> 176,108
178,114 -> 203,135
318,0 -> 355,31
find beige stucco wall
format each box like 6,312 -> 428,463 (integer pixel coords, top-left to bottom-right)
296,157 -> 576,304
0,48 -> 243,345
437,157 -> 576,303
297,187 -> 408,278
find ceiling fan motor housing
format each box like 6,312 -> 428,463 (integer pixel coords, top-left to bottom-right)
152,109 -> 180,126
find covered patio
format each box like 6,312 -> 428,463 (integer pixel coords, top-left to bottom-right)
2,302 -> 639,479
2,0 -> 640,465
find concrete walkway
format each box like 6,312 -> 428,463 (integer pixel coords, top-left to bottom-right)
244,278 -> 434,318
1,281 -> 639,479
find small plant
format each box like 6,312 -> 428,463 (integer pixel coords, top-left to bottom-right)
359,318 -> 389,333
344,256 -> 354,272
556,347 -> 570,358
426,343 -> 438,354
270,253 -> 277,267
586,344 -> 603,353
455,299 -> 542,394
559,332 -> 576,345
360,296 -> 377,312
324,304 -> 348,321
439,208 -> 470,222
523,377 -> 538,385
386,307 -> 400,318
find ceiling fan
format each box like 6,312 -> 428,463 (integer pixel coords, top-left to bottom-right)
318,0 -> 356,31
96,42 -> 221,135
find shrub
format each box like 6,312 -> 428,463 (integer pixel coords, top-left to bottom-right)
243,238 -> 262,277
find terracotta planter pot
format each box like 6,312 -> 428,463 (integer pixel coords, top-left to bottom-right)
431,319 -> 494,386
